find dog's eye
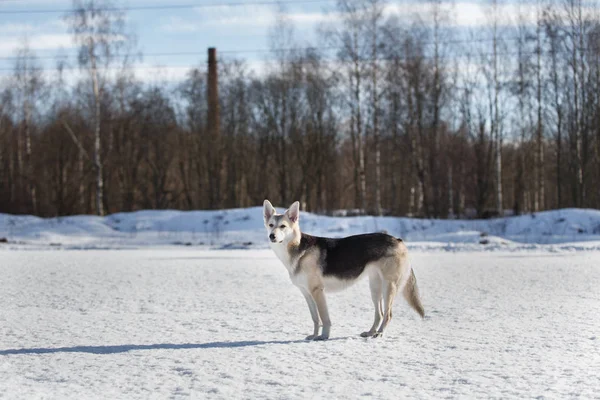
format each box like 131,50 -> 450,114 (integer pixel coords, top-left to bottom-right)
280,225 -> 286,229
268,224 -> 274,228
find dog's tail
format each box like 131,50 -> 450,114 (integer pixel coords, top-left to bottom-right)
403,268 -> 425,318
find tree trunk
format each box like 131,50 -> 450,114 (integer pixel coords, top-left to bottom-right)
492,7 -> 503,216
371,2 -> 381,216
353,57 -> 366,213
24,100 -> 37,215
535,40 -> 544,211
90,48 -> 104,216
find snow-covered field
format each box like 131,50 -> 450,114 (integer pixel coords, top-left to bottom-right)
2,249 -> 599,399
3,207 -> 600,251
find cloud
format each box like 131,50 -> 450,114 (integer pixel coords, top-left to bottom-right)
0,62 -> 194,84
386,1 -> 598,28
0,34 -> 75,57
0,19 -> 70,35
155,1 -> 538,36
0,23 -> 38,34
29,33 -> 74,49
384,2 -> 513,28
0,17 -> 78,57
180,1 -> 596,31
160,16 -> 201,33
131,63 -> 192,83
158,4 -> 334,34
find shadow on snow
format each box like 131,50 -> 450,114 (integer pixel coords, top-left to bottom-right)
0,337 -> 349,355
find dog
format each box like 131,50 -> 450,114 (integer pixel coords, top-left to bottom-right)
263,200 -> 424,340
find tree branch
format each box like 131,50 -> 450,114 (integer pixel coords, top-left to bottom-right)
62,120 -> 93,166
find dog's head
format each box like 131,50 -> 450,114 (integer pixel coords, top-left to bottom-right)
263,200 -> 300,244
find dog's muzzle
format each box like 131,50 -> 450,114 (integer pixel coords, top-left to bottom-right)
269,233 -> 283,243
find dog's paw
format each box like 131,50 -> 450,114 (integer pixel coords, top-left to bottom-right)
371,332 -> 384,338
305,335 -> 316,340
314,334 -> 329,341
360,331 -> 376,338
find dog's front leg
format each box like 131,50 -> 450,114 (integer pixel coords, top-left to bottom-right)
300,288 -> 320,340
310,286 -> 331,340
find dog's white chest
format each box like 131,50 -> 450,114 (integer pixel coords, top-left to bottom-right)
270,243 -> 296,274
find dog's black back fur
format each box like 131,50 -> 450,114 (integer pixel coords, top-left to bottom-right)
298,233 -> 401,280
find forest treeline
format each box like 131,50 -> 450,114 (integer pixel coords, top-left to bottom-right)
1,0 -> 600,218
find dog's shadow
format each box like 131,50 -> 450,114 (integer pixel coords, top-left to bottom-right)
0,337 -> 350,356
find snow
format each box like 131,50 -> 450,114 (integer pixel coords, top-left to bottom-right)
1,249 -> 599,399
2,207 -> 600,251
2,207 -> 600,397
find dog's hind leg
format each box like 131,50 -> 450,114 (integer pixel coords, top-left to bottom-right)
373,280 -> 398,338
361,272 -> 383,337
310,286 -> 331,340
300,288 -> 321,340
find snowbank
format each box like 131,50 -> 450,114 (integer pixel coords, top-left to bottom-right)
1,207 -> 600,251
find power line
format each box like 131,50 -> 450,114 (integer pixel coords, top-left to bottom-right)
0,48 -> 332,62
0,35 -> 576,62
0,0 -> 333,14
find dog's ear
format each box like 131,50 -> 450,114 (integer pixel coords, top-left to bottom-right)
286,201 -> 300,223
263,199 -> 275,223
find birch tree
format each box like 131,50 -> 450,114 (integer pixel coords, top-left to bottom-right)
65,0 -> 131,216
12,44 -> 44,215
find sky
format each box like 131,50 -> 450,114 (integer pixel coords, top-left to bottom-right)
0,0 -> 563,82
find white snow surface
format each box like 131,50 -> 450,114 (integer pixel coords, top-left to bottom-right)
2,207 -> 600,251
1,249 -> 599,399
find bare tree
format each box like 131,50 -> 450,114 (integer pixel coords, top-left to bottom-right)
562,0 -> 586,206
179,68 -> 208,209
544,4 -> 566,209
534,1 -> 545,211
427,0 -> 453,217
367,0 -> 385,215
512,2 -> 533,214
65,0 -> 132,216
327,0 -> 370,212
1,0 -> 600,218
12,44 -> 44,215
0,88 -> 16,211
220,59 -> 251,209
480,0 -> 506,216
